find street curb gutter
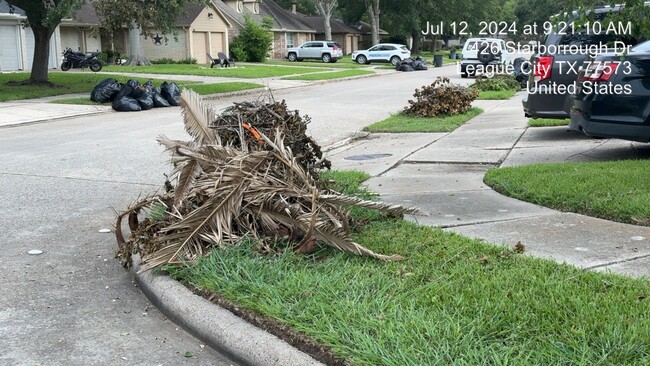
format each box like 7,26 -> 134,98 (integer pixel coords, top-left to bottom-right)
132,262 -> 324,366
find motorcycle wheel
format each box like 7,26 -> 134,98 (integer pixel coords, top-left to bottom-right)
60,61 -> 71,71
89,60 -> 102,72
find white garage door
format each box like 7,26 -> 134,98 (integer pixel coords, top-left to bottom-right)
192,32 -> 207,64
0,25 -> 20,71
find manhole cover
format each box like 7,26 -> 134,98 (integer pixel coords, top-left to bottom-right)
344,153 -> 392,161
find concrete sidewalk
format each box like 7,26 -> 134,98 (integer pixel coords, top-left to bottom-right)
326,93 -> 650,278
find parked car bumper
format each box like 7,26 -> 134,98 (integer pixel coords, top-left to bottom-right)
569,94 -> 650,142
523,83 -> 572,119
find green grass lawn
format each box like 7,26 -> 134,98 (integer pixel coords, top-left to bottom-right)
283,69 -> 374,81
0,72 -> 193,102
50,82 -> 263,105
477,89 -> 518,100
528,118 -> 571,127
264,57 -> 367,69
102,63 -> 322,78
364,108 -> 483,133
484,160 -> 650,225
168,170 -> 650,366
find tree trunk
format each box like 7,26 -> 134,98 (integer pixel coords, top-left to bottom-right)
125,26 -> 150,66
410,30 -> 421,54
323,12 -> 332,40
29,24 -> 55,84
365,0 -> 380,46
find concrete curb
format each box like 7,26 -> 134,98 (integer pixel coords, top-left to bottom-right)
132,261 -> 324,366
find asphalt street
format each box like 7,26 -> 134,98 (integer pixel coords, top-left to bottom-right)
0,66 -> 465,365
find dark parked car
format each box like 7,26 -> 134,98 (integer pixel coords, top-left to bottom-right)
569,41 -> 650,142
523,6 -> 638,119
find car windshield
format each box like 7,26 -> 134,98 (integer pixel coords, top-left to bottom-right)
632,40 -> 650,52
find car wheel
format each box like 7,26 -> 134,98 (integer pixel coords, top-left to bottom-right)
321,53 -> 331,63
390,56 -> 400,66
477,44 -> 495,65
61,61 -> 71,71
288,53 -> 297,62
356,55 -> 367,64
89,60 -> 102,72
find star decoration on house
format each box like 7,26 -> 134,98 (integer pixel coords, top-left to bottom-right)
153,33 -> 163,45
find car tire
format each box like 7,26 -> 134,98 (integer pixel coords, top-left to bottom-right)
288,53 -> 297,62
390,56 -> 400,66
477,44 -> 495,65
322,53 -> 332,63
61,61 -> 71,71
356,55 -> 367,64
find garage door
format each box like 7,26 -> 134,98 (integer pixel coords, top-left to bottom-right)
192,32 -> 207,64
0,25 -> 20,71
210,32 -> 224,56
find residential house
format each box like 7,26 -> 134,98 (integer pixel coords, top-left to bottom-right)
0,0 -> 232,70
298,16 -> 362,55
0,0 -> 60,71
214,0 -> 316,59
61,1 -> 231,64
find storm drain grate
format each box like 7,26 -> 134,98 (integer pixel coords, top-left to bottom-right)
344,153 -> 393,161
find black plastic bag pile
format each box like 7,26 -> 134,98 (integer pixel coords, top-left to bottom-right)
396,56 -> 428,72
90,78 -> 181,112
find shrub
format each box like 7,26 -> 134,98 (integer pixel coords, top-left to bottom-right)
230,15 -> 273,62
150,57 -> 197,64
472,74 -> 521,91
404,77 -> 478,117
229,38 -> 247,62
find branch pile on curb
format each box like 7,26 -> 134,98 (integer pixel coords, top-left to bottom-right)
115,90 -> 421,272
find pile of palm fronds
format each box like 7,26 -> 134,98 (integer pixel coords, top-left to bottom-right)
116,90 -> 420,273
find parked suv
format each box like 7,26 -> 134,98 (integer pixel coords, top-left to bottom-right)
523,6 -> 639,119
285,41 -> 344,63
460,37 -> 511,78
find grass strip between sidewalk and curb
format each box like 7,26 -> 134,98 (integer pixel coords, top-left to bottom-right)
477,89 -> 518,100
485,160 -> 650,225
102,64 -> 323,78
364,107 -> 483,133
283,69 -> 374,81
50,82 -> 264,105
528,118 -> 571,127
1,72 -> 195,102
167,170 -> 650,366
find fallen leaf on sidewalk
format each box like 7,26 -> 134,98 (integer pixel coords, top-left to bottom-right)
514,241 -> 525,253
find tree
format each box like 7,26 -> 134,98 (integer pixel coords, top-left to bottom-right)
92,0 -> 207,65
365,0 -> 381,46
229,15 -> 274,62
6,0 -> 84,84
311,0 -> 337,40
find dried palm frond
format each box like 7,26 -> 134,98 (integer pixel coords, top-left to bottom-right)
116,90 -> 423,273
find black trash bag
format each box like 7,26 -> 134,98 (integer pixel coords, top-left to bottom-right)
152,92 -> 171,107
112,96 -> 142,112
113,83 -> 134,102
413,57 -> 428,71
396,57 -> 417,71
513,57 -> 530,87
137,91 -> 154,110
90,78 -> 121,103
143,80 -> 158,93
160,81 -> 181,106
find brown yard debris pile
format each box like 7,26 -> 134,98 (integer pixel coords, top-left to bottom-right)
115,90 -> 420,272
404,77 -> 478,117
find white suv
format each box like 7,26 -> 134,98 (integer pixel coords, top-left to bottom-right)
285,41 -> 344,63
460,37 -> 511,78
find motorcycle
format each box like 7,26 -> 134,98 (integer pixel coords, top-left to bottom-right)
60,48 -> 103,72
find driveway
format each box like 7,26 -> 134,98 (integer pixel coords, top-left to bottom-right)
0,66 -> 462,365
